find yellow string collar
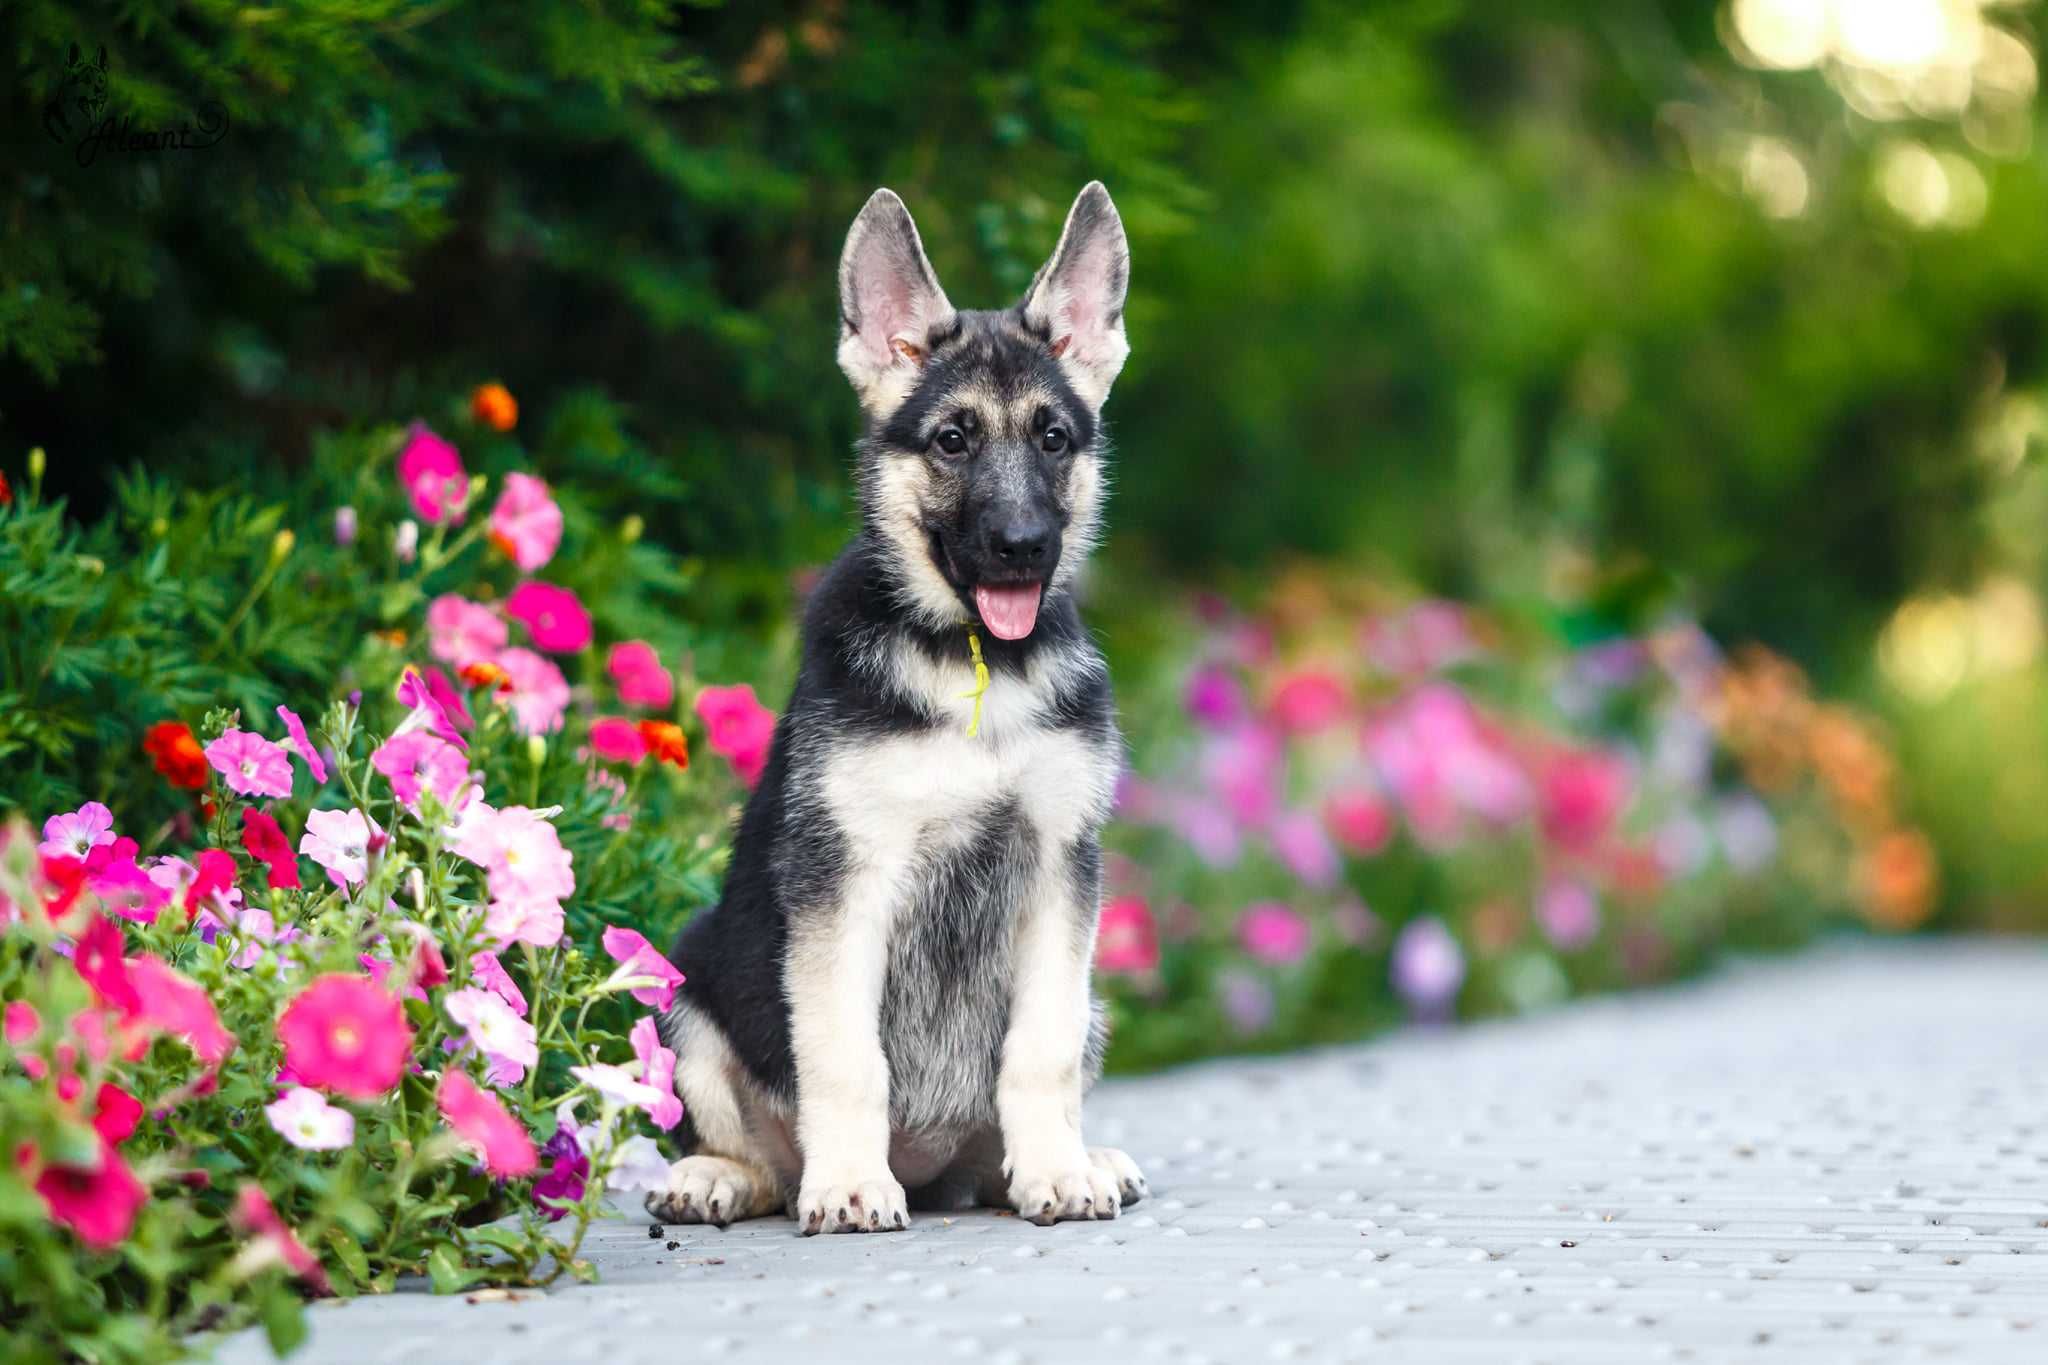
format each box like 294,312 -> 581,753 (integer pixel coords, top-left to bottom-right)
961,625 -> 991,738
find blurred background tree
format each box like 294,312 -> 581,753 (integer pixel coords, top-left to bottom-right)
5,0 -> 2047,919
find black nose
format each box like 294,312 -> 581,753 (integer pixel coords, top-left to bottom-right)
991,517 -> 1055,573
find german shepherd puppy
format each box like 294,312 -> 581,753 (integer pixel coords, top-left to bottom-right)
650,183 -> 1146,1233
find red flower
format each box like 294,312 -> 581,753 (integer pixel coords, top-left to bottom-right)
184,849 -> 238,920
240,808 -> 302,890
29,1138 -> 147,1251
230,1184 -> 330,1293
637,720 -> 690,770
0,469 -> 12,507
90,1083 -> 143,1145
277,974 -> 412,1099
437,1070 -> 537,1176
505,581 -> 592,654
73,915 -> 138,1015
142,721 -> 209,791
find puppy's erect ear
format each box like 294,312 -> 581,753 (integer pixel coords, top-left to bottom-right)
1020,182 -> 1130,410
838,188 -> 955,415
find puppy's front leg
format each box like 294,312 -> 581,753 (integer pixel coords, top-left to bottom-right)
998,843 -> 1124,1225
786,862 -> 909,1234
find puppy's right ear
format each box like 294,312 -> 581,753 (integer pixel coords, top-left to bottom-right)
837,189 -> 955,415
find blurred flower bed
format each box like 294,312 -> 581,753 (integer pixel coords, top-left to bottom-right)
0,395 -> 774,1361
1098,570 -> 1936,1071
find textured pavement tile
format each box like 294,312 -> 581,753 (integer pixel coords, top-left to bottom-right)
215,941 -> 2048,1364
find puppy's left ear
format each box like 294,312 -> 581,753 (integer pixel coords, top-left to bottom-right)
1020,182 -> 1130,410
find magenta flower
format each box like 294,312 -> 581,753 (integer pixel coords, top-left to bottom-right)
1539,748 -> 1631,854
588,717 -> 647,765
396,667 -> 468,749
240,808 -> 302,891
87,855 -> 171,925
205,730 -> 295,799
533,1123 -> 588,1220
494,647 -> 570,735
1238,902 -> 1311,966
275,705 -> 329,784
40,802 -> 115,861
426,595 -> 507,668
1184,664 -> 1247,731
607,640 -> 675,709
1095,896 -> 1160,975
694,684 -> 776,789
601,927 -> 684,1011
630,1016 -> 683,1130
370,731 -> 470,811
488,472 -> 563,572
1391,916 -> 1465,1015
506,581 -> 592,654
396,423 -> 468,524
1268,669 -> 1348,735
1537,879 -> 1601,951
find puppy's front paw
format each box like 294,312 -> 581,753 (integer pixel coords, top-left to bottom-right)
796,1174 -> 909,1235
1088,1146 -> 1149,1207
645,1155 -> 764,1228
1009,1161 -> 1121,1226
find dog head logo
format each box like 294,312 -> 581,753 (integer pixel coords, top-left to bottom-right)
837,183 -> 1129,640
44,44 -> 111,145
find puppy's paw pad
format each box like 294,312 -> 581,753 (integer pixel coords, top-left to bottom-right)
1009,1163 -> 1121,1226
1089,1146 -> 1149,1207
796,1176 -> 909,1236
645,1155 -> 752,1228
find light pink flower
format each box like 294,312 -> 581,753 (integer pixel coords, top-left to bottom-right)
205,730 -> 295,799
1537,879 -> 1601,950
570,1062 -> 666,1112
495,647 -> 571,735
630,1017 -> 683,1130
300,808 -> 378,887
694,684 -> 776,788
40,802 -> 115,861
1268,809 -> 1339,889
601,927 -> 684,1011
607,641 -> 674,709
426,595 -> 507,668
470,951 -> 528,1016
484,898 -> 564,950
1201,726 -> 1284,829
396,423 -> 468,524
506,581 -> 592,653
445,987 -> 539,1087
488,472 -> 563,572
370,731 -> 470,811
265,1087 -> 354,1151
274,705 -> 329,784
1238,902 -> 1311,966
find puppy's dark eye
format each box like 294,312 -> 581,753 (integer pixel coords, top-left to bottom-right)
935,428 -> 967,455
1041,427 -> 1069,454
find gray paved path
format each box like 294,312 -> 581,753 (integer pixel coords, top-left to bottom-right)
219,941 -> 2048,1363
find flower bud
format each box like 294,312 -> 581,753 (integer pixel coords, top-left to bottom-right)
269,529 -> 296,565
526,734 -> 547,767
394,519 -> 419,563
334,506 -> 358,547
27,447 -> 45,482
620,514 -> 644,544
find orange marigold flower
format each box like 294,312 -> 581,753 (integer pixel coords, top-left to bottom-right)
142,721 -> 209,791
471,382 -> 518,433
459,660 -> 514,693
1858,828 -> 1939,932
637,720 -> 689,770
373,628 -> 408,648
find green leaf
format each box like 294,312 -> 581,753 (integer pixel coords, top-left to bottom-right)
259,1282 -> 308,1356
426,1246 -> 483,1296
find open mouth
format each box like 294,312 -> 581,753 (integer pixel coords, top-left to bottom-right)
973,581 -> 1044,641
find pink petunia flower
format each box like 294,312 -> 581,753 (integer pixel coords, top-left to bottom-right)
455,803 -> 576,927
445,987 -> 539,1087
589,717 -> 647,765
223,906 -> 299,971
28,1138 -> 147,1251
230,1184 -> 329,1292
240,809 -> 302,890
1268,669 -> 1349,735
274,706 -> 329,785
370,731 -> 470,812
1268,809 -> 1340,889
484,898 -> 564,950
265,1087 -> 355,1151
183,849 -> 240,923
1539,748 -> 1631,855
422,666 -> 472,733
73,915 -> 138,1015
607,641 -> 674,709
694,684 -> 775,789
205,730 -> 295,800
494,647 -> 571,735
396,422 -> 468,524
506,582 -> 592,654
299,808 -> 378,887
1238,902 -> 1312,966
1324,787 -> 1395,857
1184,664 -> 1247,731
437,1070 -> 537,1177
570,1061 -> 667,1112
630,1016 -> 683,1130
600,927 -> 685,1011
426,595 -> 507,668
1537,879 -> 1601,951
128,955 -> 235,1068
87,854 -> 170,924
1095,896 -> 1160,975
395,667 -> 469,749
277,974 -> 412,1099
469,951 -> 528,1016
488,472 -> 563,572
40,802 -> 115,861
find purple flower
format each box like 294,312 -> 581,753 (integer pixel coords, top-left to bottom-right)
1391,917 -> 1465,1015
333,506 -> 358,547
1217,969 -> 1274,1035
533,1125 -> 589,1221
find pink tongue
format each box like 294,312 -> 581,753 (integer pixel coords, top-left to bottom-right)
974,583 -> 1043,641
